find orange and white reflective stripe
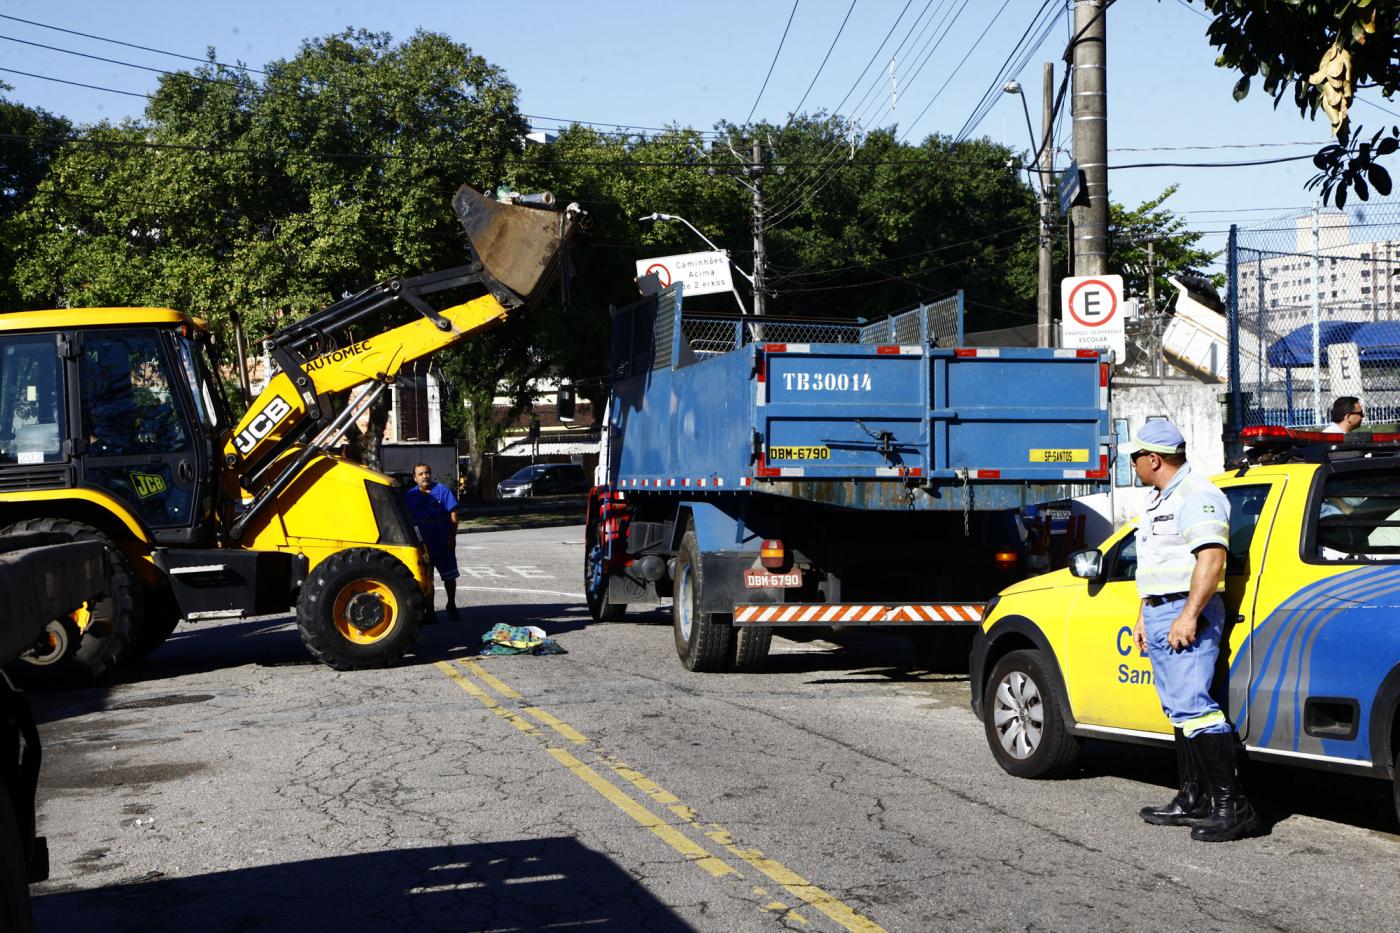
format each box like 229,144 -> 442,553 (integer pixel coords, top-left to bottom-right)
732,603 -> 983,624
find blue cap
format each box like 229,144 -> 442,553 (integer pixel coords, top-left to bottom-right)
1129,420 -> 1186,455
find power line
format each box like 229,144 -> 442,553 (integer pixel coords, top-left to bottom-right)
745,0 -> 801,125
898,0 -> 1014,143
829,0 -> 916,118
953,0 -> 1063,144
0,12 -> 272,76
1108,153 -> 1319,170
0,66 -> 152,99
791,0 -> 859,115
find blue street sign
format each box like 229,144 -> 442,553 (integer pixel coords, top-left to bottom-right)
1058,160 -> 1083,214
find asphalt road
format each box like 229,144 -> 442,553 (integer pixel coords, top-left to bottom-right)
25,525 -> 1400,932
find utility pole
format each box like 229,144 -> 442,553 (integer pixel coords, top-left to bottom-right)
1071,0 -> 1109,276
1038,62 -> 1054,347
752,137 -> 768,316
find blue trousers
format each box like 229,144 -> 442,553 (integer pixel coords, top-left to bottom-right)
1142,595 -> 1233,736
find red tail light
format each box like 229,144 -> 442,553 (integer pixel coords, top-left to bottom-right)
760,539 -> 785,569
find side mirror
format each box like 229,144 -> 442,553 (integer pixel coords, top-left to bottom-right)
1068,548 -> 1104,580
556,384 -> 576,423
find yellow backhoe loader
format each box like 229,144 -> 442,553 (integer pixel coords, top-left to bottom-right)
0,185 -> 580,677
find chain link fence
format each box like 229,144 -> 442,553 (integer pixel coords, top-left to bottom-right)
1229,203 -> 1400,428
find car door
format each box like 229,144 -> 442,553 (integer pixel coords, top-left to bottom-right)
1063,479 -> 1284,736
1061,525 -> 1162,733
76,328 -> 201,538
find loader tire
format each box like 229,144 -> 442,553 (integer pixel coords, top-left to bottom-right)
127,585 -> 181,661
0,783 -> 34,933
672,530 -> 732,672
296,548 -> 423,671
0,519 -> 138,682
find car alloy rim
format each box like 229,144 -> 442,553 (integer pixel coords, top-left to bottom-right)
677,562 -> 693,641
992,670 -> 1044,760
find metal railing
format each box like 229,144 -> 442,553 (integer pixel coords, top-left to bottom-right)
1228,204 -> 1400,427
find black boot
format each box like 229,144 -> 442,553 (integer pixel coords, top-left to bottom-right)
1140,728 -> 1210,826
1189,731 -> 1259,842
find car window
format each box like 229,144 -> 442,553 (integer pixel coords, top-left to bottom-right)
0,333 -> 66,465
1108,533 -> 1137,582
1222,485 -> 1271,575
1315,469 -> 1400,560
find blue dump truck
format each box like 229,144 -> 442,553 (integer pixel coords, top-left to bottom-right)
584,284 -> 1112,672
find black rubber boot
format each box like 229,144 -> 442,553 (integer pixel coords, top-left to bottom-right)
1140,728 -> 1210,826
1189,731 -> 1259,842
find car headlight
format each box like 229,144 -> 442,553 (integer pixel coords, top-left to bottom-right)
980,595 -> 1001,625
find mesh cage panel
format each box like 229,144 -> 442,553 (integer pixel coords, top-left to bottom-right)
1229,206 -> 1400,427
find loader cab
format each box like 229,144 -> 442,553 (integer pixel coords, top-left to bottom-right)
0,309 -> 225,545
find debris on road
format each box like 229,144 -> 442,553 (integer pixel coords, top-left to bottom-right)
479,623 -> 567,656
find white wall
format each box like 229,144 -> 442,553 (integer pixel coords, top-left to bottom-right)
1098,383 -> 1226,528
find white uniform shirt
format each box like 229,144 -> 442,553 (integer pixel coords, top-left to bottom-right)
1135,462 -> 1231,598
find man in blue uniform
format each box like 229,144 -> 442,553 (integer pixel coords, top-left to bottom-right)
1130,420 -> 1258,842
405,463 -> 460,619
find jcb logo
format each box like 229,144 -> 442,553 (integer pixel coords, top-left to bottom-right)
129,471 -> 168,499
234,396 -> 293,455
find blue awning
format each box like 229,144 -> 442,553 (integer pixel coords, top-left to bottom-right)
1351,321 -> 1400,363
1266,321 -> 1363,367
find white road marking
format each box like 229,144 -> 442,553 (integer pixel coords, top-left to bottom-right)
457,585 -> 583,600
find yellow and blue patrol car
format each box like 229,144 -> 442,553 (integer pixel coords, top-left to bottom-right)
969,427 -> 1400,825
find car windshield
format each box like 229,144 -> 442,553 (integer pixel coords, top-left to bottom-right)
509,466 -> 545,481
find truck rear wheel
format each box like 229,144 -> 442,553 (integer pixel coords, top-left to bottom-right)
673,530 -> 733,672
983,649 -> 1080,778
1,519 -> 137,681
296,548 -> 423,671
585,543 -> 626,622
730,625 -> 772,672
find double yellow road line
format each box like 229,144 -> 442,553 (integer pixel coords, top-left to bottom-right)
434,658 -> 889,933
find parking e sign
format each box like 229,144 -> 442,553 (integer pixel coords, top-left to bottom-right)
1060,274 -> 1125,359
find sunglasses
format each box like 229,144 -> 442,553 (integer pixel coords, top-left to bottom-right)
1349,410 -> 1365,418
1130,450 -> 1153,463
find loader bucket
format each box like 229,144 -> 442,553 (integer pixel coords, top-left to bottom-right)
453,184 -> 578,308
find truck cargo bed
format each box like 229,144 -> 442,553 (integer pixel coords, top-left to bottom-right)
606,286 -> 1110,510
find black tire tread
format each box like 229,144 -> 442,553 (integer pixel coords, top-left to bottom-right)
296,548 -> 423,671
674,529 -> 732,672
0,782 -> 35,933
730,625 -> 772,672
0,518 -> 138,680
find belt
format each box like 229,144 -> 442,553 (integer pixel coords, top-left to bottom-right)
1143,592 -> 1189,607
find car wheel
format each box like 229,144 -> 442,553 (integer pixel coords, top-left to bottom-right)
983,649 -> 1080,778
1393,744 -> 1400,831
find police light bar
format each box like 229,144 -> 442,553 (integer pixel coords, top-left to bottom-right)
1241,425 -> 1400,446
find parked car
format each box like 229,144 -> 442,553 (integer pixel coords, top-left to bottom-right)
969,427 -> 1400,826
497,463 -> 586,498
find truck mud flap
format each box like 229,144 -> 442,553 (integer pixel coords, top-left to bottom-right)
732,603 -> 984,627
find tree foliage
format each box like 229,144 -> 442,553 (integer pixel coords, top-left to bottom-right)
1187,0 -> 1400,206
1110,185 -> 1220,305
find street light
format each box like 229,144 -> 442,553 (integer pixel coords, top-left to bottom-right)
1004,78 -> 1054,348
638,212 -> 753,315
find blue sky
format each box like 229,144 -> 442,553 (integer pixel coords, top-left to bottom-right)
3,0 -> 1398,260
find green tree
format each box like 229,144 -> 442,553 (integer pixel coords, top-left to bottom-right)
1110,185 -> 1220,307
0,87 -> 70,308
1186,0 -> 1400,206
5,30 -> 532,465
